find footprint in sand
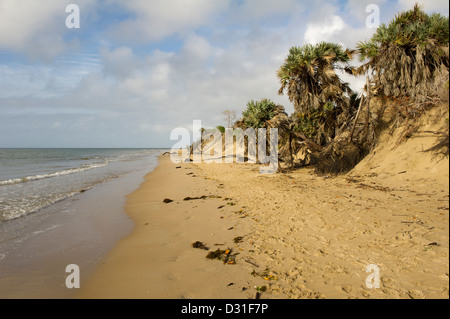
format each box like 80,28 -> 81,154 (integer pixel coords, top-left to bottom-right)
341,285 -> 353,293
180,292 -> 195,299
408,290 -> 425,299
167,272 -> 182,281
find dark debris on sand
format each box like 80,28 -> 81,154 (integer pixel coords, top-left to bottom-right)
191,241 -> 209,250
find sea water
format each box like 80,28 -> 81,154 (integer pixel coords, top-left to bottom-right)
0,148 -> 163,223
0,148 -> 165,297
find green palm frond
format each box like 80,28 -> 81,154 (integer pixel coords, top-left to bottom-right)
277,41 -> 355,116
357,3 -> 449,102
241,98 -> 286,129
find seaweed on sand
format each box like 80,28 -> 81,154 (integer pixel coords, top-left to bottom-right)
191,241 -> 209,250
206,248 -> 237,264
184,195 -> 222,201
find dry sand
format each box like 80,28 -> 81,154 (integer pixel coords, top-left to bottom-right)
77,131 -> 449,299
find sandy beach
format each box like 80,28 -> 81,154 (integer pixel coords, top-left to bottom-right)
1,0 -> 448,303
77,135 -> 449,299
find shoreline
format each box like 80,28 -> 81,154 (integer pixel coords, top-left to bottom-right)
77,151 -> 449,299
0,159 -> 156,298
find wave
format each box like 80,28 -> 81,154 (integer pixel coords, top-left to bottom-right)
0,174 -> 123,223
32,224 -> 63,235
0,190 -> 82,223
0,162 -> 109,186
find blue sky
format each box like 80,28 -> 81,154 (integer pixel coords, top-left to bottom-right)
0,0 -> 448,148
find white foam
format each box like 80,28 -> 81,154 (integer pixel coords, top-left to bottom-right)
0,190 -> 80,222
0,162 -> 109,186
32,224 -> 62,235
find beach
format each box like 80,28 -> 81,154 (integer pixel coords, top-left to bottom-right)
77,146 -> 449,299
1,0 -> 448,302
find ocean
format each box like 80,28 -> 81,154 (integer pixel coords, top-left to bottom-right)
0,148 -> 163,223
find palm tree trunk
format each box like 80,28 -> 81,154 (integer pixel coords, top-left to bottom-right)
364,75 -> 371,137
349,96 -> 364,142
289,133 -> 294,168
295,131 -> 323,153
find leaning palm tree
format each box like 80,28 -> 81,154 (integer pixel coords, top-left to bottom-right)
277,42 -> 357,153
266,112 -> 323,169
277,42 -> 356,117
357,3 -> 449,152
357,4 -> 449,103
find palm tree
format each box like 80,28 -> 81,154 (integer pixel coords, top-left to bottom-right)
277,42 -> 355,116
277,42 -> 357,154
239,98 -> 285,129
236,98 -> 302,168
266,112 -> 322,169
357,4 -> 449,102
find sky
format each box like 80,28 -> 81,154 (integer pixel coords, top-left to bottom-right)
0,0 -> 448,148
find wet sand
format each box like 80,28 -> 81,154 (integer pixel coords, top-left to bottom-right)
0,169 -> 146,298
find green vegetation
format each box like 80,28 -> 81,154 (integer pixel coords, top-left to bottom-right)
216,125 -> 225,134
223,3 -> 448,173
240,99 -> 284,129
357,4 -> 449,101
277,42 -> 355,116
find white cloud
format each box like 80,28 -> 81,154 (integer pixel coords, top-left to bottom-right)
101,46 -> 140,78
302,4 -> 378,94
0,0 -> 57,48
181,34 -> 212,61
304,15 -> 346,45
304,4 -> 376,49
0,0 -> 99,62
0,0 -> 65,61
108,0 -> 230,43
228,0 -> 302,23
